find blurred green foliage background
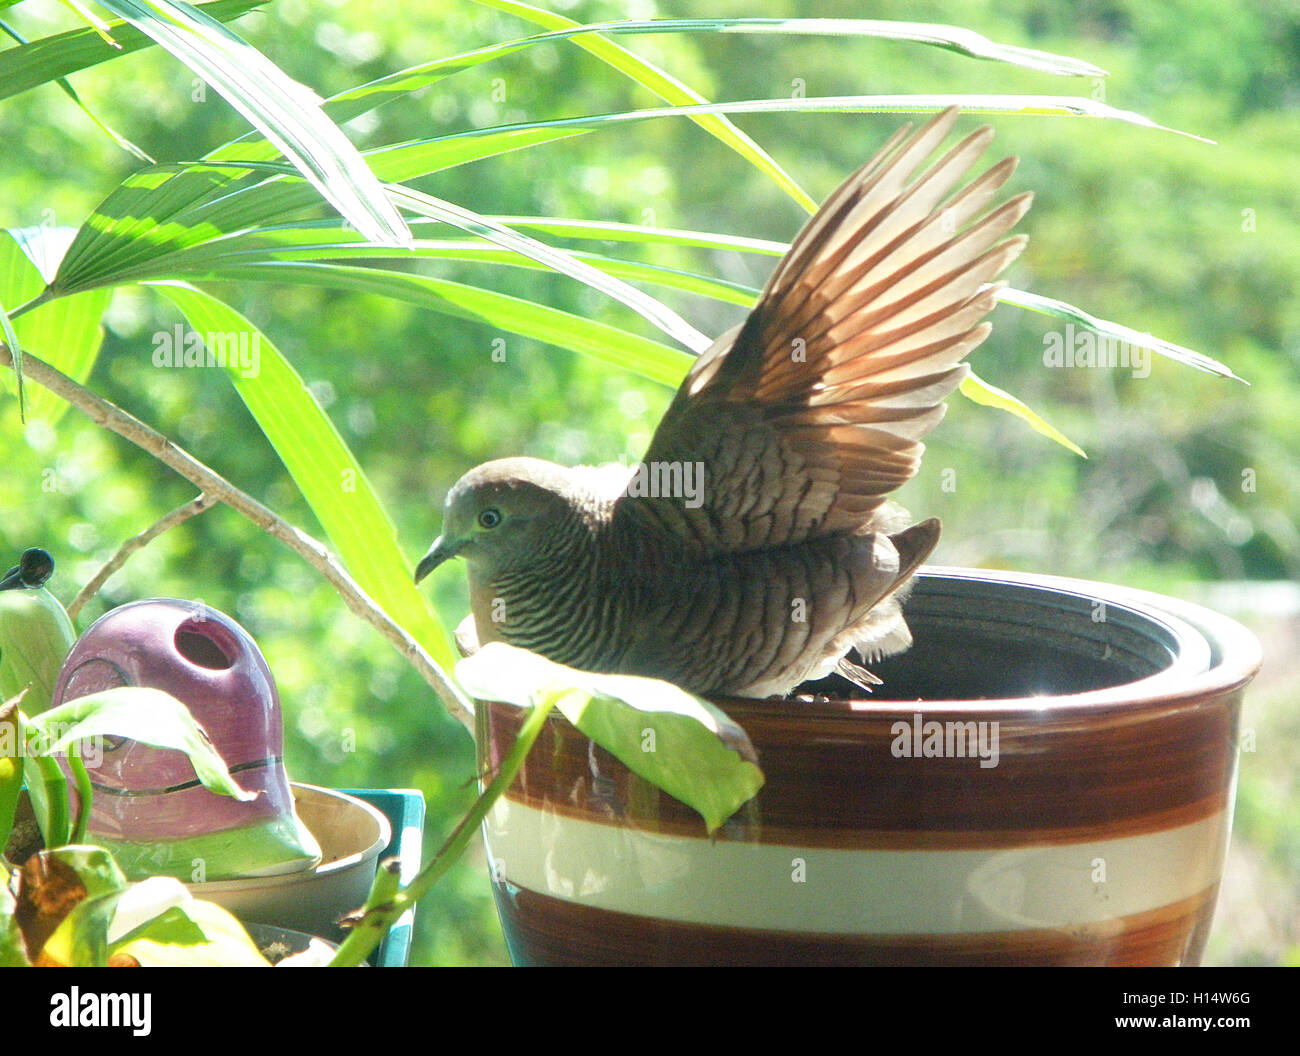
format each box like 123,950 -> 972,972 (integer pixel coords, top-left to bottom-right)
1,0 -> 1296,964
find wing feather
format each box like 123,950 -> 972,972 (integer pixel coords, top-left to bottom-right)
615,106 -> 1030,553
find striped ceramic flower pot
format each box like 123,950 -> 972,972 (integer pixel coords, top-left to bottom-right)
475,567 -> 1260,966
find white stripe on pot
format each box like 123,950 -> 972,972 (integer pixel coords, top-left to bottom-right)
482,800 -> 1230,934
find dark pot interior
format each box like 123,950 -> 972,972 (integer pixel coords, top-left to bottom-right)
795,568 -> 1210,703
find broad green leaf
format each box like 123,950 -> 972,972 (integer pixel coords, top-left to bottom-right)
110,891 -> 270,966
41,871 -> 268,966
21,845 -> 127,966
960,371 -> 1086,458
0,864 -> 27,966
30,686 -> 257,802
93,0 -> 410,247
0,586 -> 77,716
150,282 -> 457,671
0,697 -> 21,856
195,261 -> 695,387
457,643 -> 764,833
1,229 -> 111,424
43,844 -> 128,899
998,286 -> 1243,381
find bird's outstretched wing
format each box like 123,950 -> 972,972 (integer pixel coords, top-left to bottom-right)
612,107 -> 1030,554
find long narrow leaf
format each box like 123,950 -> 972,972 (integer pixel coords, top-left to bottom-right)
998,287 -> 1242,381
30,687 -> 255,802
189,261 -> 696,386
959,372 -> 1086,458
388,185 -> 712,353
192,261 -> 1087,455
2,229 -> 110,423
276,15 -> 1109,138
0,0 -> 267,103
92,0 -> 411,246
50,91 -> 1196,304
474,11 -> 1109,78
472,0 -> 815,211
0,19 -> 151,160
51,161 -> 714,353
149,282 -> 457,671
165,235 -> 761,307
0,293 -> 24,420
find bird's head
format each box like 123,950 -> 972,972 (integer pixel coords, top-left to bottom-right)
414,457 -> 581,583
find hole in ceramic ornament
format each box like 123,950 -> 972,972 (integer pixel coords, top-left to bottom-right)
175,623 -> 234,670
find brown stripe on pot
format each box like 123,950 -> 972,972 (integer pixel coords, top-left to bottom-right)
479,685 -> 1242,846
474,569 -> 1260,966
489,881 -> 1222,967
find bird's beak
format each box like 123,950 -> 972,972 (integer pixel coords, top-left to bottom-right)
414,536 -> 458,583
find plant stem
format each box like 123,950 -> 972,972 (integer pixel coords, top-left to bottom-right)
0,343 -> 472,726
328,698 -> 556,967
67,745 -> 93,845
31,753 -> 69,849
68,492 -> 219,621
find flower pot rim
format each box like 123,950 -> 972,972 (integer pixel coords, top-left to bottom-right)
184,783 -> 390,895
707,565 -> 1263,719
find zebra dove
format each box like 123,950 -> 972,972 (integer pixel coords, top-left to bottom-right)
415,107 -> 1031,698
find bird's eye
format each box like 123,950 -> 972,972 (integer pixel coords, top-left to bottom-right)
477,508 -> 502,529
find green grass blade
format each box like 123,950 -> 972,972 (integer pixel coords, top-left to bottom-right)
93,0 -> 411,246
50,157 -> 714,353
998,287 -> 1243,381
0,0 -> 267,103
149,282 -> 457,671
960,371 -> 1086,458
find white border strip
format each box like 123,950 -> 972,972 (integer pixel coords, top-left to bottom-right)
483,800 -> 1229,934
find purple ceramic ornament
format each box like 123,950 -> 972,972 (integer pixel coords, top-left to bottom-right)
51,600 -> 318,877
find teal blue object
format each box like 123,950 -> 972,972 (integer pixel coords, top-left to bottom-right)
344,789 -> 425,968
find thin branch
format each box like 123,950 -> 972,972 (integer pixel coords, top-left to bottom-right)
1,344 -> 473,727
68,492 -> 219,621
